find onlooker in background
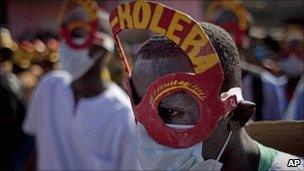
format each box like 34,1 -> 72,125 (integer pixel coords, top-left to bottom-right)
278,25 -> 304,101
22,4 -> 140,170
5,33 -> 60,101
205,1 -> 288,121
242,29 -> 288,121
0,27 -> 33,171
281,26 -> 304,120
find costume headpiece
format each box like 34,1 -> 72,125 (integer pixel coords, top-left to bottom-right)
59,0 -> 99,49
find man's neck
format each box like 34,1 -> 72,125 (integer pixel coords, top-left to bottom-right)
71,73 -> 106,101
220,128 -> 259,171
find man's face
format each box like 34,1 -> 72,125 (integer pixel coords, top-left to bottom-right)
132,55 -> 200,125
131,49 -> 231,159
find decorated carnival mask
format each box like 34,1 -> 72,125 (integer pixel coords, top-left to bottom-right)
110,1 -> 238,148
58,0 -> 114,80
59,0 -> 100,49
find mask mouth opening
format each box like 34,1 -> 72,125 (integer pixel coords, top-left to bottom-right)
71,27 -> 89,39
65,20 -> 91,45
58,0 -> 100,49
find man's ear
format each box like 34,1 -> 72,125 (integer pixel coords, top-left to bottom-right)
228,100 -> 255,130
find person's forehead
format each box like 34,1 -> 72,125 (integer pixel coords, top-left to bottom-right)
131,55 -> 194,97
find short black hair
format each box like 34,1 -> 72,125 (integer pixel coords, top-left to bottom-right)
136,35 -> 188,60
135,22 -> 241,92
200,22 -> 241,91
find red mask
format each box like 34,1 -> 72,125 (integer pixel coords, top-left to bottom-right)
110,1 -> 238,148
59,0 -> 99,49
206,0 -> 249,47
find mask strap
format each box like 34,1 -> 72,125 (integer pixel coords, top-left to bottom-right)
216,130 -> 232,161
114,35 -> 131,76
216,87 -> 242,161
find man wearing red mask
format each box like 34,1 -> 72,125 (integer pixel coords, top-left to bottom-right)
23,1 -> 140,170
110,1 -> 303,170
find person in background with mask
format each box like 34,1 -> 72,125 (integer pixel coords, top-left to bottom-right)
110,1 -> 303,170
281,27 -> 304,120
22,1 -> 140,170
206,1 -> 289,121
242,35 -> 289,121
279,26 -> 304,101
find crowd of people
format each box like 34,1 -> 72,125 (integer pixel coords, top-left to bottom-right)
0,0 -> 303,170
240,26 -> 303,121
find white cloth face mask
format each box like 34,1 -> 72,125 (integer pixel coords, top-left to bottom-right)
59,39 -> 102,80
137,87 -> 240,170
137,123 -> 231,171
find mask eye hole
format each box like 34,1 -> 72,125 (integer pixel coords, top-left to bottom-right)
157,91 -> 200,125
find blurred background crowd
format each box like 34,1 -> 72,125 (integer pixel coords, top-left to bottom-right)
0,0 -> 303,170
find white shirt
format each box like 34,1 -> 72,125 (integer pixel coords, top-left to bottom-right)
242,71 -> 288,120
23,71 -> 141,170
284,75 -> 304,120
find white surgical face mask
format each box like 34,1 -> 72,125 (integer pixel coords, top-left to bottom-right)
59,39 -> 101,80
279,54 -> 304,78
137,123 -> 231,171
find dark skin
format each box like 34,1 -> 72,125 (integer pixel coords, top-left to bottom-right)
71,44 -> 110,104
132,55 -> 259,171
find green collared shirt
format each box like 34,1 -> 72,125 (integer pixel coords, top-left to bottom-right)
256,142 -> 278,171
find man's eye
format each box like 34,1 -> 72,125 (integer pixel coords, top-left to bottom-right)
166,109 -> 180,117
158,107 -> 184,118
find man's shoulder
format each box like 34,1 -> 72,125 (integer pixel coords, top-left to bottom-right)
104,83 -> 132,110
98,83 -> 135,124
40,70 -> 71,84
29,70 -> 72,99
36,70 -> 71,89
271,151 -> 304,171
257,142 -> 304,171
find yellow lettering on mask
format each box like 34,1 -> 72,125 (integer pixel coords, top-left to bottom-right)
181,25 -> 208,57
117,3 -> 133,29
192,53 -> 218,74
166,12 -> 191,44
133,1 -> 151,29
149,4 -> 166,35
180,25 -> 218,73
110,17 -> 118,28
